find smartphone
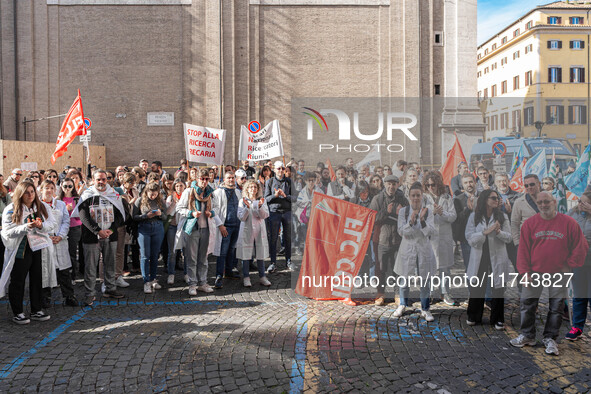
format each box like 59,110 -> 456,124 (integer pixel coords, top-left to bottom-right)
151,209 -> 158,213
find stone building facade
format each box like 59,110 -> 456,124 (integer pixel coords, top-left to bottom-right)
0,0 -> 483,168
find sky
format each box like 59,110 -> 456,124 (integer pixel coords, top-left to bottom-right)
478,0 -> 555,45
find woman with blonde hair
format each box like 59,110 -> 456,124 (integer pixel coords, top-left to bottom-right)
0,180 -> 55,324
133,182 -> 166,293
237,180 -> 271,287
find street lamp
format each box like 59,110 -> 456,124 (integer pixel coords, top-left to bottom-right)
534,117 -> 554,138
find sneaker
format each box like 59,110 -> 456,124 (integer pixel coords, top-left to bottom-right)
510,334 -> 537,348
260,277 -> 271,287
30,311 -> 51,322
267,263 -> 277,274
184,274 -> 190,284
393,305 -> 407,318
188,285 -> 197,296
374,297 -> 386,306
103,289 -> 124,299
565,327 -> 583,341
197,284 -> 214,293
542,338 -> 560,356
84,295 -> 96,307
65,296 -> 79,307
224,269 -> 241,279
243,277 -> 252,287
167,275 -> 175,285
144,282 -> 153,294
421,310 -> 435,322
214,275 -> 223,289
101,282 -> 106,294
13,313 -> 30,325
287,260 -> 295,272
442,294 -> 456,306
484,301 -> 492,310
151,280 -> 162,290
115,276 -> 130,288
466,319 -> 477,326
494,322 -> 505,331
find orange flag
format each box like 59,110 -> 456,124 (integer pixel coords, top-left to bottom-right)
440,133 -> 467,187
51,90 -> 86,164
295,193 -> 376,300
510,159 -> 526,193
325,158 -> 337,182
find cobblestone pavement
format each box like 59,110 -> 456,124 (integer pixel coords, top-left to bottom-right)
0,254 -> 590,393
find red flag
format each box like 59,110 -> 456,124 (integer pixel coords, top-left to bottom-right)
440,132 -> 467,187
325,159 -> 337,182
510,159 -> 526,193
295,193 -> 376,300
51,90 -> 86,164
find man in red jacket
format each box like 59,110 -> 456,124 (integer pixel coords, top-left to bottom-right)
510,191 -> 588,356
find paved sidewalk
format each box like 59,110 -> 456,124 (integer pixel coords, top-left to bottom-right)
0,257 -> 590,393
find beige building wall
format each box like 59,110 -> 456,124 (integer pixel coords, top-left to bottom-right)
0,0 -> 482,168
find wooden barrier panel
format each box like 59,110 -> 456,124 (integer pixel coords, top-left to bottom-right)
0,140 -> 106,176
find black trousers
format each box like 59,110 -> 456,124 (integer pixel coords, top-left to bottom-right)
376,244 -> 399,295
467,251 -> 505,324
9,244 -> 43,315
43,268 -> 75,300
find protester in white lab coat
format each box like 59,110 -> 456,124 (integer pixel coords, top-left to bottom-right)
393,182 -> 437,322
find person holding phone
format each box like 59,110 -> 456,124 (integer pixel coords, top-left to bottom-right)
133,182 -> 166,294
0,180 -> 55,324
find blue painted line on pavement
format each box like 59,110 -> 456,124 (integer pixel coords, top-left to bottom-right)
0,308 -> 89,382
290,304 -> 307,394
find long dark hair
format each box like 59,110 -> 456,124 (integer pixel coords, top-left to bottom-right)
11,180 -> 48,223
474,189 -> 505,226
58,177 -> 80,200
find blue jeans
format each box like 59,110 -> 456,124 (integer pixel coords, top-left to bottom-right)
242,259 -> 266,278
572,265 -> 591,330
399,279 -> 431,310
215,225 -> 239,277
269,211 -> 292,264
138,221 -> 165,283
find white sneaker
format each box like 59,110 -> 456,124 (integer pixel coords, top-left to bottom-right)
197,284 -> 214,293
167,275 -> 175,285
260,277 -> 271,287
115,276 -> 130,288
151,280 -> 161,290
143,282 -> 153,294
188,285 -> 197,296
243,277 -> 252,287
101,282 -> 106,293
421,309 -> 435,322
184,274 -> 190,284
393,305 -> 407,318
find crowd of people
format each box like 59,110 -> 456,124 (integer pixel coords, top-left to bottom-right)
0,156 -> 589,357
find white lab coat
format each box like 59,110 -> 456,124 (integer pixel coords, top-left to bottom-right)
423,193 -> 457,270
211,187 -> 242,256
394,205 -> 437,280
465,212 -> 513,289
0,203 -> 56,298
42,198 -> 72,272
236,198 -> 270,260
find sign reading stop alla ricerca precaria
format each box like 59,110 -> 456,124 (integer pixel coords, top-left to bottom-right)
183,123 -> 226,166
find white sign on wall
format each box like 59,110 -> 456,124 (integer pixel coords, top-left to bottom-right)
21,162 -> 38,171
147,112 -> 174,126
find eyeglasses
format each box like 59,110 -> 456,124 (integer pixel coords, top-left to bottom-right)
537,200 -> 553,205
525,182 -> 537,188
425,183 -> 436,187
199,177 -> 209,181
31,175 -> 39,179
62,184 -> 73,189
15,173 -> 22,176
48,175 -> 57,179
488,196 -> 499,201
276,167 -> 285,170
